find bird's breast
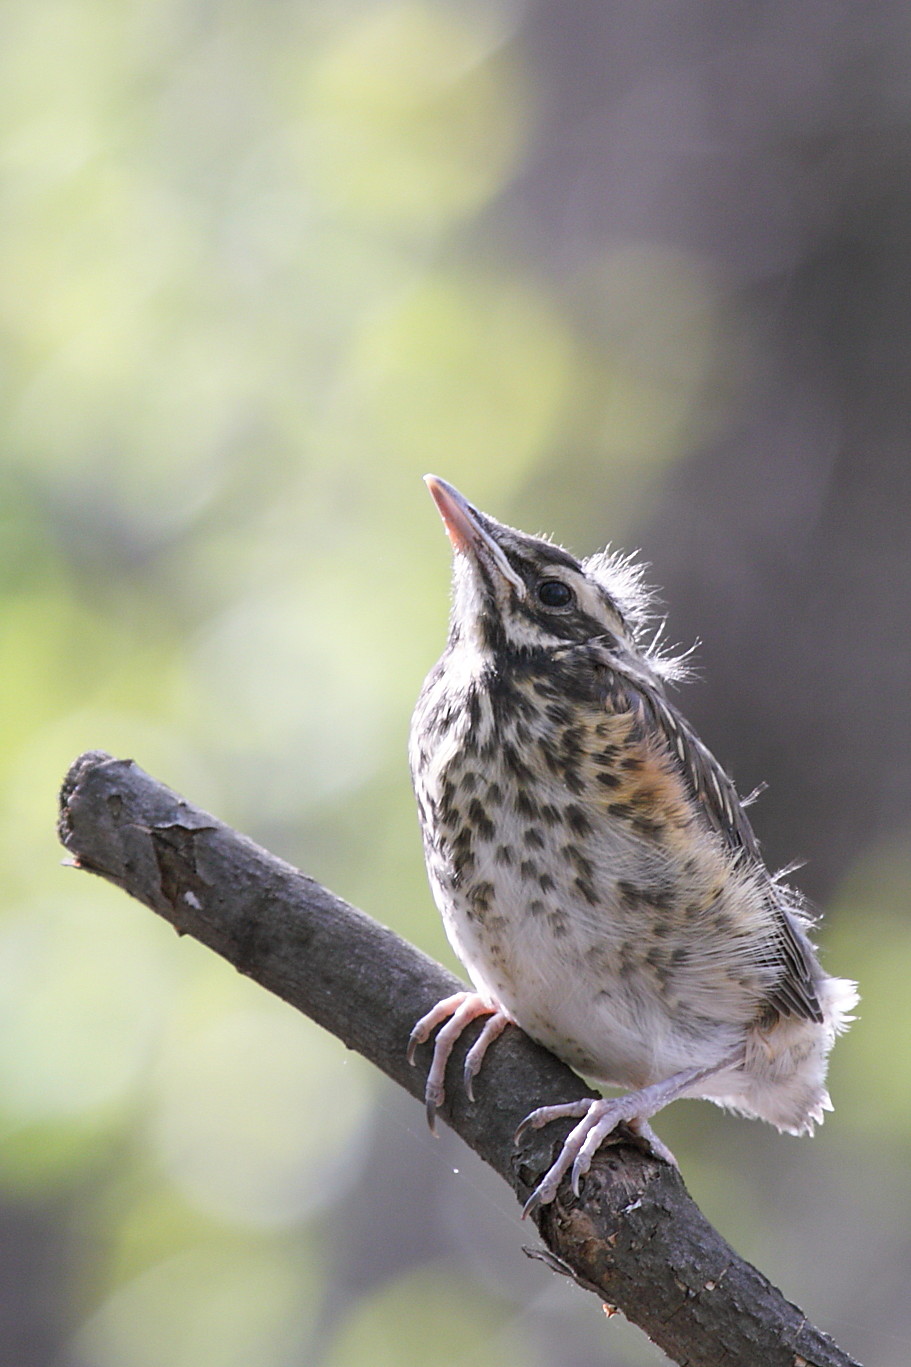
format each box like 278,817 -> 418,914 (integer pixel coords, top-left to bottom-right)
410,660 -> 783,1084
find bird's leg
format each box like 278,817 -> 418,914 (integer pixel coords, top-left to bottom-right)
407,991 -> 510,1129
518,1048 -> 744,1217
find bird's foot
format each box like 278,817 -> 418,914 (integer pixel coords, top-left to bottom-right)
407,991 -> 510,1129
516,1092 -> 670,1217
516,1051 -> 746,1216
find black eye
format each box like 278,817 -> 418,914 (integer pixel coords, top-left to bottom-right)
536,579 -> 574,608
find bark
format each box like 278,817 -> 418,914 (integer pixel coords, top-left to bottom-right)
57,751 -> 861,1367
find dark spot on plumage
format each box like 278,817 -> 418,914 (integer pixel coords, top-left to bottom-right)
514,789 -> 540,819
617,880 -> 673,912
627,785 -> 661,812
632,815 -> 665,839
545,702 -> 573,725
470,880 -> 494,904
459,771 -> 478,794
532,677 -> 559,700
576,855 -> 594,883
520,859 -> 538,880
467,798 -> 495,841
495,843 -> 514,866
597,771 -> 621,789
512,720 -> 533,747
524,828 -> 545,850
562,768 -> 585,796
574,877 -> 599,905
423,695 -> 455,736
465,689 -> 482,730
537,736 -> 563,774
562,844 -> 593,881
621,755 -> 643,772
529,898 -> 546,916
564,804 -> 591,836
559,725 -> 585,760
548,910 -> 569,936
487,781 -> 503,803
476,733 -> 498,760
608,801 -> 633,819
451,826 -> 473,859
538,871 -> 556,893
645,946 -> 670,974
539,803 -> 561,825
451,852 -> 474,878
502,741 -> 534,783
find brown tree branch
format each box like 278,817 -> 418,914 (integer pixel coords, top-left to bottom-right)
57,751 -> 860,1367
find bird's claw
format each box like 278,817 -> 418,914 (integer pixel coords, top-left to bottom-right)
522,1187 -> 544,1219
571,1153 -> 591,1197
407,1025 -> 428,1066
425,1084 -> 444,1134
513,1114 -> 536,1146
521,1162 -> 586,1220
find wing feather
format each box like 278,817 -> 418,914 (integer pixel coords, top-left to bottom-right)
604,654 -> 824,1025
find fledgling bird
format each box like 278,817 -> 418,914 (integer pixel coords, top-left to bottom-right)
408,476 -> 857,1215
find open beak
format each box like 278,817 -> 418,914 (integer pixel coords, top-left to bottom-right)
424,476 -> 525,596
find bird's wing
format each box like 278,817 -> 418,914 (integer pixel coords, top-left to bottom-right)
604,658 -> 824,1025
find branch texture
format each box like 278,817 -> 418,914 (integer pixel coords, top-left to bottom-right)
57,751 -> 860,1367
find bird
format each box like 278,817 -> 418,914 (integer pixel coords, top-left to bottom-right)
407,475 -> 857,1216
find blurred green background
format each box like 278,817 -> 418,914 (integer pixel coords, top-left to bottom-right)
2,2 -> 910,1365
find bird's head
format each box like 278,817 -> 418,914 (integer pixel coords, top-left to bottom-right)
424,476 -> 670,669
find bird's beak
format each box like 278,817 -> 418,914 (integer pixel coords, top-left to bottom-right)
424,476 -> 525,595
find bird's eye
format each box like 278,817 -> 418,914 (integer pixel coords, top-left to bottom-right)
536,579 -> 574,609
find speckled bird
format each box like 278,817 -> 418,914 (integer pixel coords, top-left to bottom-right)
408,476 -> 857,1214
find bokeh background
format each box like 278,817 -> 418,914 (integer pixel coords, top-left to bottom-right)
2,2 -> 910,1364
